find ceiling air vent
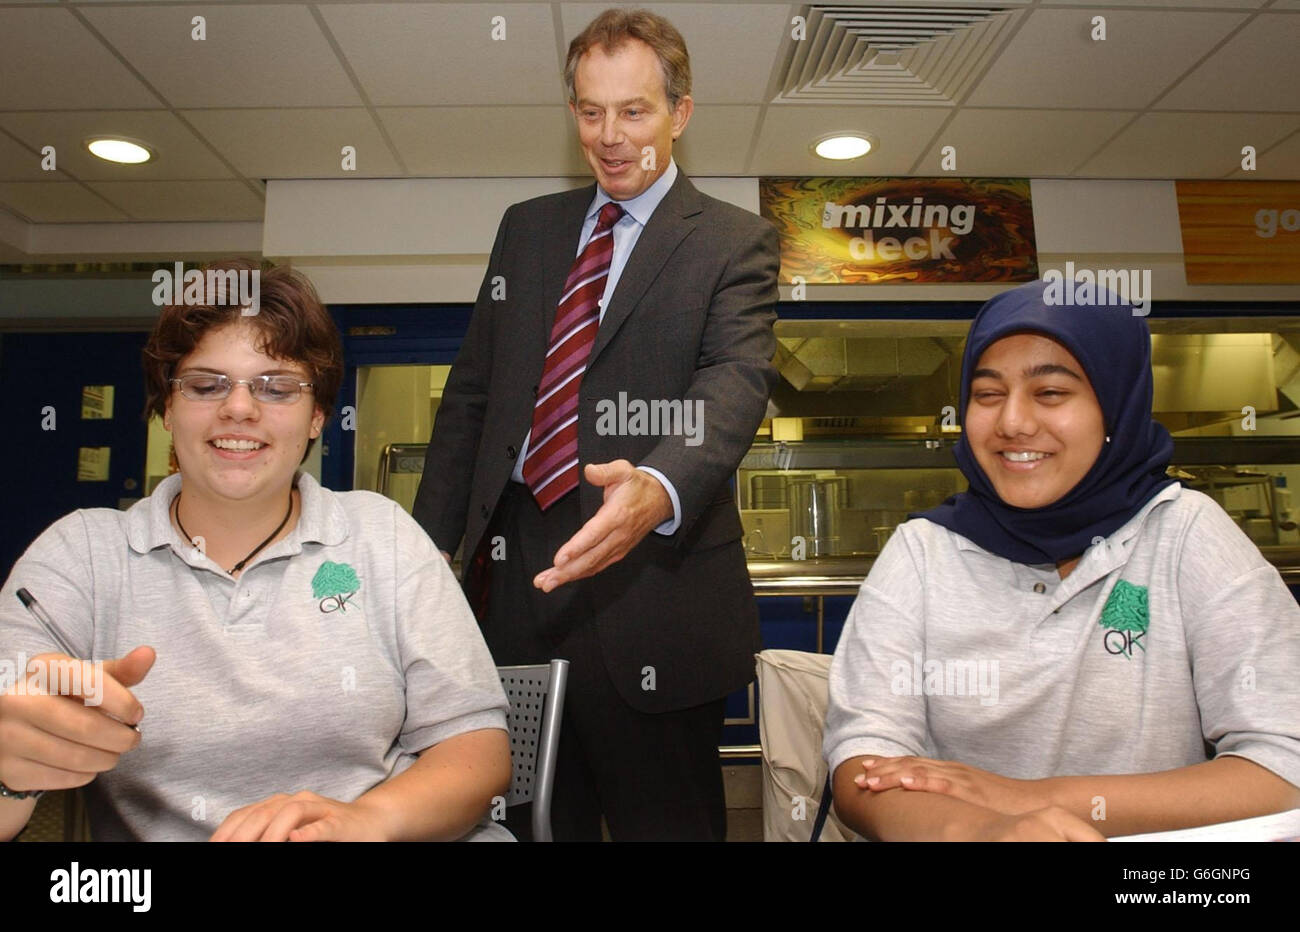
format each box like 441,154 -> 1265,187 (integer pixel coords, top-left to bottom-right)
776,4 -> 1021,106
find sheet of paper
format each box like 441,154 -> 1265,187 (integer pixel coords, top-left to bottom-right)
81,384 -> 115,419
76,446 -> 111,482
1110,807 -> 1300,842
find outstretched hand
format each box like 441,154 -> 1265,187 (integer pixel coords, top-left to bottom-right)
533,461 -> 673,592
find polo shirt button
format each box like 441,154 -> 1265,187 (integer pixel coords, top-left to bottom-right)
1033,582 -> 1046,594
481,504 -> 490,518
507,445 -> 517,459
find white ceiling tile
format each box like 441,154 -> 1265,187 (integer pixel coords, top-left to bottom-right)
379,107 -> 583,176
321,3 -> 560,105
84,180 -> 263,221
967,8 -> 1248,109
0,182 -> 128,222
81,4 -> 363,108
1078,112 -> 1300,178
673,105 -> 762,174
0,8 -> 159,110
0,131 -> 69,182
1229,129 -> 1300,179
1159,14 -> 1300,112
0,1 -> 1293,231
380,103 -> 762,177
750,106 -> 950,175
920,109 -> 1134,178
181,109 -> 402,178
0,111 -> 234,181
561,3 -> 790,103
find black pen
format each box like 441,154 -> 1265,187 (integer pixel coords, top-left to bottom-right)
15,588 -> 141,732
15,588 -> 78,658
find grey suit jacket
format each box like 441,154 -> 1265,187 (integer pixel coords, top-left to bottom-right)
413,170 -> 780,712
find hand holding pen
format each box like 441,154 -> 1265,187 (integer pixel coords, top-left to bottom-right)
0,589 -> 154,799
14,588 -> 145,733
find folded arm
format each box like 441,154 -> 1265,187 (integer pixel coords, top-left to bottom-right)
1040,755 -> 1300,835
209,728 -> 511,842
842,752 -> 1299,839
354,727 -> 511,841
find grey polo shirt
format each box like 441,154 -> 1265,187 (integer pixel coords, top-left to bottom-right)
0,472 -> 510,841
825,484 -> 1300,792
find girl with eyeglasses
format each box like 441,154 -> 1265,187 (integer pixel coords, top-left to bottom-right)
0,260 -> 512,841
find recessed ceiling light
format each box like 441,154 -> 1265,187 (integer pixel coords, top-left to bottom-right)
86,137 -> 154,165
813,134 -> 873,161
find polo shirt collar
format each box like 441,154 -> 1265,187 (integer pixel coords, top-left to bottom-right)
951,483 -> 1182,617
126,471 -> 349,556
290,472 -> 349,548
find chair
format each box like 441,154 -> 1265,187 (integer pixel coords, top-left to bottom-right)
498,659 -> 569,842
755,649 -> 858,842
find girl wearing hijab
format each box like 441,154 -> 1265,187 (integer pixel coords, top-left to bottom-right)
824,279 -> 1300,841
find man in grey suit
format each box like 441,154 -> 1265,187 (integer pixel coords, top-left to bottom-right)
413,8 -> 779,840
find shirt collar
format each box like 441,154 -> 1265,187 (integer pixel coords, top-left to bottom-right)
588,157 -> 678,228
126,471 -> 349,556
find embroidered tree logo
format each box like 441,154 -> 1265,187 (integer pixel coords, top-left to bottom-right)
1099,579 -> 1148,659
312,561 -> 361,614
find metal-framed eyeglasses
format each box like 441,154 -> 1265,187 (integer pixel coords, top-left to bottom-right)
169,374 -> 314,404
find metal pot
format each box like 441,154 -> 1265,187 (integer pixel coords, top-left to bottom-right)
788,477 -> 842,557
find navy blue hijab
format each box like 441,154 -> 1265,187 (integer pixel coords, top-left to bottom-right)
914,279 -> 1175,564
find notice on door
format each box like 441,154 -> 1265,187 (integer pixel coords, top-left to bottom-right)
81,385 -> 115,420
77,446 -> 111,482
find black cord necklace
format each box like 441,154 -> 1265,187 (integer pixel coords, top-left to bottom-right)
173,490 -> 294,575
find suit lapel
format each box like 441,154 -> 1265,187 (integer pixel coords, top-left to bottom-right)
589,171 -> 702,367
538,184 -> 599,349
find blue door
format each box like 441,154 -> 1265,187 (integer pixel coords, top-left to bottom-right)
0,331 -> 149,580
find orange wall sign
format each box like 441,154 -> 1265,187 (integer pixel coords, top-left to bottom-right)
759,177 -> 1037,284
1177,181 -> 1300,284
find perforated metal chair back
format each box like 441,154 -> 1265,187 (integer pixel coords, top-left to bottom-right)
498,659 -> 569,842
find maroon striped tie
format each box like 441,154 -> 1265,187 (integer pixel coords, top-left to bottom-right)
522,201 -> 624,510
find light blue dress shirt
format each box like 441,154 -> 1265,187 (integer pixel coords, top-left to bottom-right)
509,158 -> 682,534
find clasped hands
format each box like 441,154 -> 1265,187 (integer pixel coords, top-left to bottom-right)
851,756 -> 1105,841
